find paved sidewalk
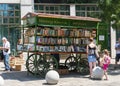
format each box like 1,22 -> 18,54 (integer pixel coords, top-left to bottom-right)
0,58 -> 120,86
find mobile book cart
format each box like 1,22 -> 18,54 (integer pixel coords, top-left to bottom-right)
21,12 -> 101,77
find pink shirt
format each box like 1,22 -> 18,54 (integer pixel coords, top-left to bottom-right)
102,55 -> 111,70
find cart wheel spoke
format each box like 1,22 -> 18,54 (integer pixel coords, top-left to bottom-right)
65,56 -> 77,71
37,54 -> 58,77
26,54 -> 40,75
77,58 -> 89,74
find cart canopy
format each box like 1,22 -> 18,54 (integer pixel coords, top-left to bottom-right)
22,12 -> 101,29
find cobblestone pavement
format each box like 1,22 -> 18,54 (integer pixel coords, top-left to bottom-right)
0,58 -> 120,86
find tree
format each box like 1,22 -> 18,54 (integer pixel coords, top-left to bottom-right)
98,0 -> 120,28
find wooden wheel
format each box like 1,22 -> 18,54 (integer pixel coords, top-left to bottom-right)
26,54 -> 41,75
26,54 -> 58,77
65,56 -> 77,71
77,58 -> 89,74
37,54 -> 58,77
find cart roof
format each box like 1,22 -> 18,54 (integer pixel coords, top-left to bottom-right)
22,12 -> 101,22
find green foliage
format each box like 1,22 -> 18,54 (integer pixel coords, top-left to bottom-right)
98,0 -> 120,28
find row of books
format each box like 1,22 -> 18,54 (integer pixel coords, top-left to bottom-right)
36,46 -> 86,52
36,37 -> 89,45
37,27 -> 91,37
17,44 -> 86,52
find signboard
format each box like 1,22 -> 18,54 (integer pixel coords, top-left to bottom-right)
99,35 -> 105,41
37,17 -> 98,29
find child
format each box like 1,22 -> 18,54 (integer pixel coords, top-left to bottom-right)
100,49 -> 111,80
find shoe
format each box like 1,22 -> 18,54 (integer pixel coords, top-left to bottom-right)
104,78 -> 108,80
89,75 -> 92,79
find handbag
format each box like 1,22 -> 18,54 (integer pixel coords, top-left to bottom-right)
0,50 -> 4,60
4,49 -> 8,52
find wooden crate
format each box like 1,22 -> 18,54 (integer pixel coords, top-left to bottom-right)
10,58 -> 25,66
10,56 -> 25,71
15,65 -> 22,71
57,69 -> 69,75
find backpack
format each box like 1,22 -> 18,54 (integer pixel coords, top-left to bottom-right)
105,56 -> 111,65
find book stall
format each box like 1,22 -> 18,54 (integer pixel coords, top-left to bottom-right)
21,12 -> 101,77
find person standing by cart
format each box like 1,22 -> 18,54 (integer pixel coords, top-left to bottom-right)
86,37 -> 99,78
115,38 -> 120,68
0,37 -> 11,71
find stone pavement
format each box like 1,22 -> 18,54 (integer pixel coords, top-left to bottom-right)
0,58 -> 120,86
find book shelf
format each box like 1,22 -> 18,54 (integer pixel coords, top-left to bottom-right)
23,27 -> 94,53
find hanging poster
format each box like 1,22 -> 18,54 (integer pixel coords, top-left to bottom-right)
99,35 -> 104,41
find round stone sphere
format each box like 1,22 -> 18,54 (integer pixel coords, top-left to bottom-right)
45,70 -> 59,85
0,76 -> 4,86
92,66 -> 104,79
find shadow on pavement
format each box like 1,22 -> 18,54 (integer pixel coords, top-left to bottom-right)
108,64 -> 120,75
0,70 -> 90,82
0,71 -> 44,82
59,72 -> 89,78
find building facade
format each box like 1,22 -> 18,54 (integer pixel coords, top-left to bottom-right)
0,0 -> 116,57
0,0 -> 21,51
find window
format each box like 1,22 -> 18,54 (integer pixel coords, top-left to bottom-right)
0,11 -> 3,16
3,11 -> 8,16
9,18 -> 14,23
8,4 -> 14,10
14,5 -> 20,10
0,17 -> 3,24
15,11 -> 20,16
76,12 -> 85,16
34,5 -> 39,10
8,11 -> 14,16
3,18 -> 8,23
39,5 -> 44,10
76,5 -> 101,18
15,18 -> 20,23
34,4 -> 70,15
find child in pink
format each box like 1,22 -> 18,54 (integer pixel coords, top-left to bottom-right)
101,49 -> 111,80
